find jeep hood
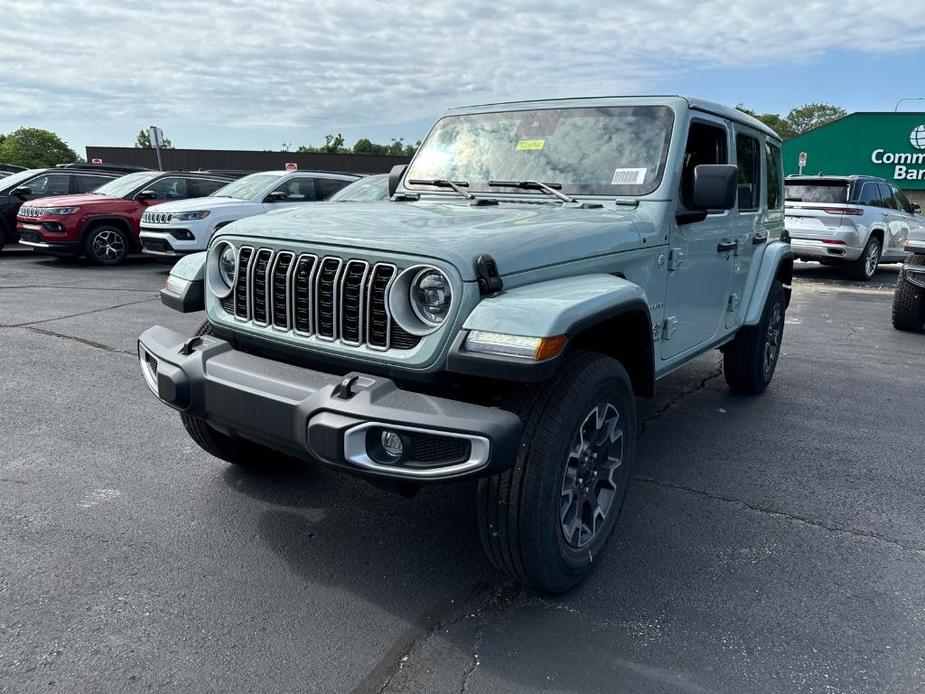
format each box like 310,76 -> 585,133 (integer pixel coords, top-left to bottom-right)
219,201 -> 644,279
26,194 -> 114,208
150,196 -> 250,212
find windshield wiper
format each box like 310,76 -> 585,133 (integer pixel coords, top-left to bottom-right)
407,178 -> 477,200
487,180 -> 577,203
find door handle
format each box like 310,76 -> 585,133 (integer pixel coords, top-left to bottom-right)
717,240 -> 738,253
752,233 -> 768,245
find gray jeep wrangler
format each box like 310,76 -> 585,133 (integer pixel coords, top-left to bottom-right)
139,96 -> 793,593
892,224 -> 925,331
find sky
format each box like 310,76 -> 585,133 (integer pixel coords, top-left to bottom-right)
2,0 -> 925,156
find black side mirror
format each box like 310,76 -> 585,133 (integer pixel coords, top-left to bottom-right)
265,190 -> 289,202
136,190 -> 158,201
10,186 -> 31,198
388,164 -> 407,198
913,203 -> 921,215
691,164 -> 738,210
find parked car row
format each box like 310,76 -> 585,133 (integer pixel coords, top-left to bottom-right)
6,165 -> 390,264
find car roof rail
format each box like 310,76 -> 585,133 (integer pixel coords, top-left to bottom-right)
56,162 -> 152,173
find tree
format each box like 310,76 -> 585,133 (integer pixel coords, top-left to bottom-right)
301,134 -> 418,156
0,128 -> 79,168
735,105 -> 795,140
134,129 -> 173,148
784,103 -> 847,136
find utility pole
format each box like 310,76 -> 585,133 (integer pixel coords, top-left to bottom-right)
148,125 -> 165,171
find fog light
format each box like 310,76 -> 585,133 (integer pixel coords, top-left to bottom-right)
381,430 -> 404,459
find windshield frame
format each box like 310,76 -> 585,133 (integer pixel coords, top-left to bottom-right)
210,172 -> 282,201
92,171 -> 161,198
404,105 -> 676,199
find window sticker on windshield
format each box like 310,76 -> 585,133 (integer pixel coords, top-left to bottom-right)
612,168 -> 647,185
516,139 -> 546,151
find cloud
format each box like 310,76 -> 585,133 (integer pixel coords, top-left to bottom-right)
1,0 -> 923,133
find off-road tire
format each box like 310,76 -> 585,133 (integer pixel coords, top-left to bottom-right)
847,236 -> 881,282
179,321 -> 286,468
892,254 -> 925,332
723,280 -> 786,394
84,224 -> 130,265
477,352 -> 636,593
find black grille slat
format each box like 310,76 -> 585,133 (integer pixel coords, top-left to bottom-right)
221,295 -> 234,313
315,258 -> 342,339
367,265 -> 394,348
340,261 -> 368,344
251,249 -> 273,324
293,255 -> 316,334
271,252 -> 294,329
390,321 -> 421,350
234,247 -> 253,319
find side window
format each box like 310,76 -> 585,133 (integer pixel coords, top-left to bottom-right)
72,174 -> 114,193
879,183 -> 900,210
190,178 -> 226,197
268,177 -> 317,202
144,177 -> 188,200
25,173 -> 70,196
735,134 -> 761,211
765,143 -> 782,210
316,178 -> 352,200
893,187 -> 913,214
680,121 -> 728,209
855,182 -> 882,207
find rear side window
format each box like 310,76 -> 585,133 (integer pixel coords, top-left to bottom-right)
765,143 -> 782,210
316,178 -> 353,200
72,174 -> 114,193
190,178 -> 227,197
854,182 -> 882,207
786,180 -> 849,204
26,173 -> 70,196
735,134 -> 761,211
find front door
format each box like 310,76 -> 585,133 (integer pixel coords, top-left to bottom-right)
661,117 -> 736,359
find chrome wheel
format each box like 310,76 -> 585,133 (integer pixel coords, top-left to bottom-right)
763,301 -> 783,379
864,240 -> 880,278
90,228 -> 126,264
560,402 -> 625,548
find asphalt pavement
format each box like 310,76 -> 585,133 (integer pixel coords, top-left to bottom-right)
1,246 -> 923,693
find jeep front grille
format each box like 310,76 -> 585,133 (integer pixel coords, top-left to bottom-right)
225,247 -> 420,351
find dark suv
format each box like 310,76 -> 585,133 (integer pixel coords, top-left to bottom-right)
17,170 -> 237,265
0,164 -> 141,253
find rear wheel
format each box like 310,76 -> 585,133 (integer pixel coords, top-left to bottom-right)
892,255 -> 925,332
84,224 -> 129,265
847,236 -> 881,281
723,280 -> 786,394
477,352 -> 636,593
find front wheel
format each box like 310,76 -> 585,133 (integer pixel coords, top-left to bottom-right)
477,352 -> 636,593
892,255 -> 925,332
84,225 -> 129,265
723,280 -> 786,394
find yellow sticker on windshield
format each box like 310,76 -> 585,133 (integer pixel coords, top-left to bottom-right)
516,139 -> 546,151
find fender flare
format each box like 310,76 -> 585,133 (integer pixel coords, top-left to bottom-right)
743,241 -> 794,326
80,215 -> 136,248
160,251 -> 207,313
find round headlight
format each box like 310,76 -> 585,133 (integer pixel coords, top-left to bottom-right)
410,269 -> 452,326
219,246 -> 236,287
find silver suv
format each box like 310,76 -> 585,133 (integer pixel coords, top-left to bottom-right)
785,175 -> 924,281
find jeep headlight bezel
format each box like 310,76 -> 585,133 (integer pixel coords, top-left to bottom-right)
389,265 -> 454,336
207,241 -> 237,299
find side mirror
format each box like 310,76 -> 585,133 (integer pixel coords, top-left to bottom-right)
912,203 -> 921,215
136,190 -> 158,201
265,190 -> 290,202
691,164 -> 738,210
388,164 -> 407,198
10,186 -> 31,198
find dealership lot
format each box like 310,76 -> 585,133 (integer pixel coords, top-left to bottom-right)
1,247 -> 923,693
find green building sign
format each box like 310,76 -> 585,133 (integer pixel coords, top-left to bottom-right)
782,112 -> 925,190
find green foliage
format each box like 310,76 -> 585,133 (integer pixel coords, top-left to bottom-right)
0,127 -> 79,168
134,129 -> 173,148
735,103 -> 847,140
298,134 -> 420,157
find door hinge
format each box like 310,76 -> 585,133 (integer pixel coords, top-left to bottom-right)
727,293 -> 740,313
662,316 -> 679,340
668,248 -> 685,272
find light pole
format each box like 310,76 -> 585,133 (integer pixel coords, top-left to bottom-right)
894,97 -> 925,112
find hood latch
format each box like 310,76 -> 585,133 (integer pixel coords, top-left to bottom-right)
476,255 -> 503,295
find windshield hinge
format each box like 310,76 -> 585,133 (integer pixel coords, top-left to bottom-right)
476,255 -> 503,295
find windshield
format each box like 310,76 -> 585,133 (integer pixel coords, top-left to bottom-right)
0,168 -> 45,193
93,171 -> 160,198
785,181 -> 849,204
327,175 -> 389,202
211,173 -> 280,200
405,106 -> 674,197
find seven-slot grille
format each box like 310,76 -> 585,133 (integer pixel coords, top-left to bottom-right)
225,247 -> 421,351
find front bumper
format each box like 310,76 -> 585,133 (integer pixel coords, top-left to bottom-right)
137,326 -> 522,481
790,237 -> 862,261
140,227 -> 205,257
901,262 -> 925,289
16,226 -> 79,254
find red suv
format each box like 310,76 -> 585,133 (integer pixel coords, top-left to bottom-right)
17,170 -> 235,265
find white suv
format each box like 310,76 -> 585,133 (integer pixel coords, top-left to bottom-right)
139,170 -> 360,257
